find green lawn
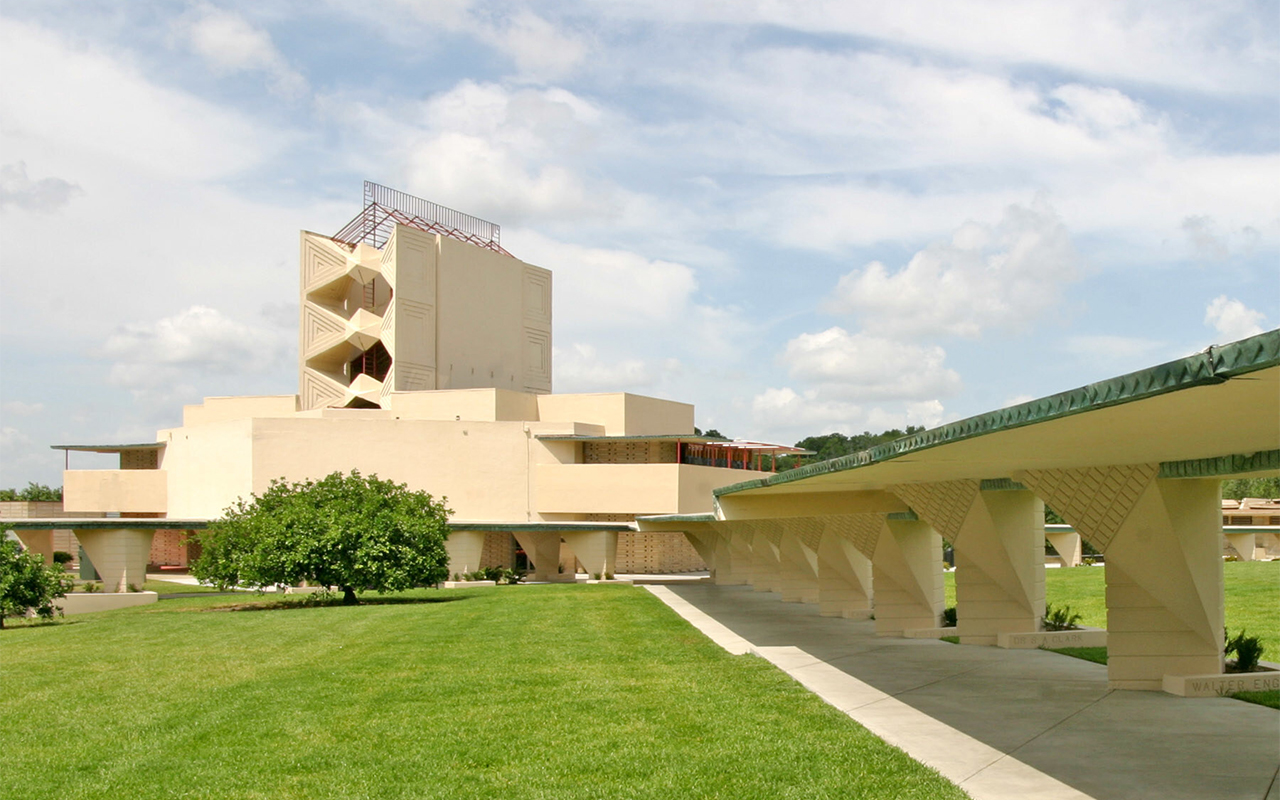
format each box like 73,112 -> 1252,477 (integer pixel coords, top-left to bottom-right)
944,561 -> 1280,661
0,585 -> 964,800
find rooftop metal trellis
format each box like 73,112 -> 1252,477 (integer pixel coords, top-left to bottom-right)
332,181 -> 511,256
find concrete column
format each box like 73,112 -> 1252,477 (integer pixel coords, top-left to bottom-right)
14,529 -> 55,564
777,530 -> 819,604
871,515 -> 944,636
74,528 -> 155,593
1020,466 -> 1225,690
1223,531 -> 1256,561
680,528 -> 718,577
1046,530 -> 1083,567
512,531 -> 572,583
561,529 -> 618,579
443,530 -> 487,578
748,521 -> 783,593
717,523 -> 755,586
894,480 -> 1045,645
817,530 -> 873,618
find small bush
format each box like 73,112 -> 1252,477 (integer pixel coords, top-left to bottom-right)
1225,628 -> 1264,673
941,606 -> 957,627
1043,603 -> 1083,631
81,582 -> 101,593
52,551 -> 74,565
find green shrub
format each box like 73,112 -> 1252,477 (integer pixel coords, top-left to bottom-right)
52,551 -> 74,565
81,582 -> 101,593
1043,603 -> 1083,631
1225,628 -> 1264,672
0,539 -> 74,628
941,606 -> 957,627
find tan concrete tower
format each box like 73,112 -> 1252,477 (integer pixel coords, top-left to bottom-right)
299,182 -> 553,410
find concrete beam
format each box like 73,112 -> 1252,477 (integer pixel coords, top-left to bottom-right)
718,490 -> 909,521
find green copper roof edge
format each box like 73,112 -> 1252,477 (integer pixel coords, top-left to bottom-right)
1158,449 -> 1280,479
634,513 -> 718,524
715,329 -> 1280,498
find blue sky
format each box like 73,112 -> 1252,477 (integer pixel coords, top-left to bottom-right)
1,0 -> 1277,487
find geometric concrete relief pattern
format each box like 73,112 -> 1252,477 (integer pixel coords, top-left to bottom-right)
301,304 -> 346,359
891,480 -> 979,543
787,516 -> 826,552
301,369 -> 345,410
754,519 -> 784,546
1017,464 -> 1158,552
826,513 -> 882,559
301,233 -> 348,293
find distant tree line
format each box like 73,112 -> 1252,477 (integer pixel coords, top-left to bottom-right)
0,483 -> 62,502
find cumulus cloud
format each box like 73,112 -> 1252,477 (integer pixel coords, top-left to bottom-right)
1,401 -> 44,417
750,387 -> 947,441
824,198 -> 1079,339
0,163 -> 81,213
1204,296 -> 1266,342
510,230 -> 698,331
174,5 -> 306,97
782,327 -> 962,401
554,344 -> 655,393
102,306 -> 289,393
498,10 -> 589,82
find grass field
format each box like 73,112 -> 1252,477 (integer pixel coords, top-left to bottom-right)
944,560 -> 1280,661
0,585 -> 965,800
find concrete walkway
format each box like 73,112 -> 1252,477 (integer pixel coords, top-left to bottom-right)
646,582 -> 1280,800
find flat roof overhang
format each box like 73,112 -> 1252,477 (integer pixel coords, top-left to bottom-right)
2,518 -> 208,530
715,330 -> 1280,501
50,443 -> 165,454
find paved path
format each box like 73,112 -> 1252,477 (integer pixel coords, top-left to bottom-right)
646,583 -> 1280,800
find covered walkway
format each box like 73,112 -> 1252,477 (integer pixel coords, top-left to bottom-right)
648,581 -> 1279,800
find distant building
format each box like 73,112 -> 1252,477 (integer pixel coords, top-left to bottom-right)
51,184 -> 802,579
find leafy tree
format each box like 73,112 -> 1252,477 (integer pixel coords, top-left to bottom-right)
776,426 -> 926,471
191,471 -> 452,604
1222,477 -> 1280,500
0,483 -> 63,502
0,538 -> 74,628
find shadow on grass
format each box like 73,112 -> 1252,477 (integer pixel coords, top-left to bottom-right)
1,618 -> 85,631
204,593 -> 473,612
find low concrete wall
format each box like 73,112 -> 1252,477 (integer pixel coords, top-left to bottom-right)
998,627 -> 1108,649
58,591 -> 158,615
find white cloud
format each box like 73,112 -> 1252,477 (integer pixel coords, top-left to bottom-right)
1204,296 -> 1266,342
1,401 -> 44,417
554,343 -> 654,393
782,327 -> 962,401
510,230 -> 699,331
750,386 -> 947,442
602,0 -> 1278,94
102,306 -> 289,393
0,162 -> 80,212
0,19 -> 279,181
499,10 -> 589,83
824,198 -> 1079,339
175,5 -> 306,97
